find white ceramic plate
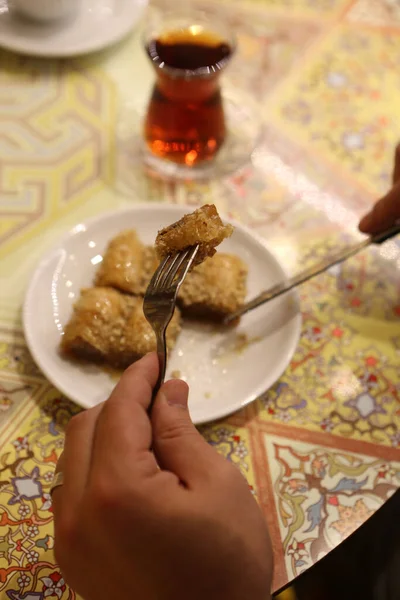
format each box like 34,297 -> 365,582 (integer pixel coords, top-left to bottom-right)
0,0 -> 147,57
23,204 -> 301,424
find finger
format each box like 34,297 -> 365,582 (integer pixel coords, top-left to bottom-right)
53,402 -> 104,519
151,379 -> 223,487
90,353 -> 160,481
359,180 -> 400,234
393,144 -> 400,184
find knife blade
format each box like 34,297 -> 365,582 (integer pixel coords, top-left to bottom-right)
224,223 -> 400,324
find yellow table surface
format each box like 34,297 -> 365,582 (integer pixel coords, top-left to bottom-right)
1,0 -> 400,595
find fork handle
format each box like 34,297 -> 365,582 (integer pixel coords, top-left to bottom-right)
149,329 -> 167,413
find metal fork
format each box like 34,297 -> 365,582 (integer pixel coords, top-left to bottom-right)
143,244 -> 199,411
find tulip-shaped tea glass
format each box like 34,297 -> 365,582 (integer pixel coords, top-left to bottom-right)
143,15 -> 236,175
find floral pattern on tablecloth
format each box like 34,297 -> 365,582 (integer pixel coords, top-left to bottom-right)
262,432 -> 400,579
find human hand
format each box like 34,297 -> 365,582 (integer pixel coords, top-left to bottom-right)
52,353 -> 272,600
359,145 -> 400,234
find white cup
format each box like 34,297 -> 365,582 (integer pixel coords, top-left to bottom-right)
10,0 -> 82,23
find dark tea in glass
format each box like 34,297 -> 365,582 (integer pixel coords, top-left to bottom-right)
144,18 -> 235,168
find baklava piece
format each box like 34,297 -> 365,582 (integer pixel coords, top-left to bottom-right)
113,298 -> 181,369
61,287 -> 132,363
178,253 -> 248,321
155,204 -> 233,267
61,288 -> 181,369
95,230 -> 158,295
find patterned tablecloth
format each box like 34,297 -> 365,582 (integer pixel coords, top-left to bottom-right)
1,0 -> 400,596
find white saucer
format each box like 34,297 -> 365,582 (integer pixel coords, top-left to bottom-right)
116,86 -> 261,190
23,204 -> 301,424
0,0 -> 147,57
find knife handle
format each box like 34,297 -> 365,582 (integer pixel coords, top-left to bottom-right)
372,224 -> 400,244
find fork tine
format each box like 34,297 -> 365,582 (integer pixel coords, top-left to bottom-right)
146,245 -> 200,298
168,245 -> 199,293
163,248 -> 191,289
176,245 -> 199,289
157,252 -> 183,290
146,254 -> 171,293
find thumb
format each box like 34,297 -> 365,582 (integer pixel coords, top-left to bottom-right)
151,379 -> 220,486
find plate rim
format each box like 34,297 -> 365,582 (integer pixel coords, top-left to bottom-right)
23,202 -> 302,423
0,0 -> 148,58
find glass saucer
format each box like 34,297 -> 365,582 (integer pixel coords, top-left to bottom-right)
115,86 -> 261,193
